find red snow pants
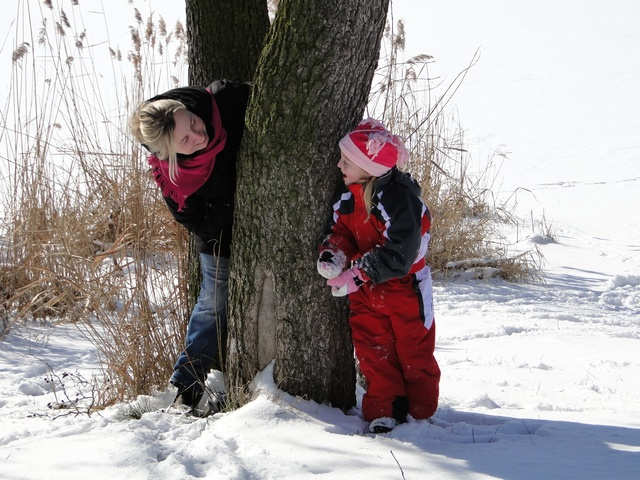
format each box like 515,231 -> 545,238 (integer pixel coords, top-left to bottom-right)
349,272 -> 440,422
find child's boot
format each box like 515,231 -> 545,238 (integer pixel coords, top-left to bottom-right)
369,417 -> 397,433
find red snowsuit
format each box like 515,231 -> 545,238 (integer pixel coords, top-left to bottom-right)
322,168 -> 440,422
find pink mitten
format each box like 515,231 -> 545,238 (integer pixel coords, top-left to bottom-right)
326,267 -> 366,297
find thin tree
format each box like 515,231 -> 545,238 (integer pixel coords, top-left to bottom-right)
227,0 -> 390,410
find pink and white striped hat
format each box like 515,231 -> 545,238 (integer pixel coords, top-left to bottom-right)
338,118 -> 409,177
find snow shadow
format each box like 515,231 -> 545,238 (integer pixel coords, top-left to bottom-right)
545,269 -> 608,290
264,391 -> 640,480
391,407 -> 640,480
0,324 -> 94,364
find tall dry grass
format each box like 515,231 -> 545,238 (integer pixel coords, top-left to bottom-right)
369,17 -> 540,280
1,0 -> 189,404
0,3 -> 538,407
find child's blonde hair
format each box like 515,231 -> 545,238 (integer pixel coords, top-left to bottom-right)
129,98 -> 186,183
363,176 -> 376,215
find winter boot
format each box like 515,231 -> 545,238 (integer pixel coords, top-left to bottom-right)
190,390 -> 226,418
369,417 -> 397,434
171,381 -> 204,410
392,396 -> 409,424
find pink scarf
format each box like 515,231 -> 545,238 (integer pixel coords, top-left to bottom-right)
148,89 -> 227,212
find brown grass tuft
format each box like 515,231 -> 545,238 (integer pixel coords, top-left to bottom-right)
1,2 -> 189,406
11,42 -> 29,63
61,10 -> 71,28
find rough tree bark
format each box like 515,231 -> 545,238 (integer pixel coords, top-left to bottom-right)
184,0 -> 269,314
227,0 -> 390,410
186,0 -> 269,84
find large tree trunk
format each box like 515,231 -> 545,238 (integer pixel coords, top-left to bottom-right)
185,0 -> 269,315
228,0 -> 389,410
186,0 -> 269,84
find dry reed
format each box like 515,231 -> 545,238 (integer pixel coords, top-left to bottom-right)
369,18 -> 539,281
1,0 -> 188,406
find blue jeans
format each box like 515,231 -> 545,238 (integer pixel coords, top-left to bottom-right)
170,253 -> 228,390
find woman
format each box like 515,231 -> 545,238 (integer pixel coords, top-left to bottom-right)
130,80 -> 249,411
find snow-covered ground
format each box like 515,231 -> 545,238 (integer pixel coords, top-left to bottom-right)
1,196 -> 639,479
2,1 -> 639,479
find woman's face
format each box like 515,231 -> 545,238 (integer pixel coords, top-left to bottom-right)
171,109 -> 209,155
338,152 -> 371,185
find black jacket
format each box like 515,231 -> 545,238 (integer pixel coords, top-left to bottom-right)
322,168 -> 431,284
152,80 -> 250,257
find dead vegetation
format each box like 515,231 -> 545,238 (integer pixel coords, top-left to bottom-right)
370,18 -> 541,281
1,1 -> 189,406
0,3 -> 539,406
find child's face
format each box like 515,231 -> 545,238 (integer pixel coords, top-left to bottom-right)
338,153 -> 372,185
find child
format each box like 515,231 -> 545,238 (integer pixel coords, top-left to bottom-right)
318,118 -> 440,433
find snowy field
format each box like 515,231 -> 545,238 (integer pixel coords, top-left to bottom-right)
2,1 -> 639,479
1,183 -> 639,479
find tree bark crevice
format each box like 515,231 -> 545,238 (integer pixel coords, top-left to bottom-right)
255,267 -> 276,370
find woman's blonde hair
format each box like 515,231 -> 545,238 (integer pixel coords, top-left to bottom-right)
129,98 -> 186,183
